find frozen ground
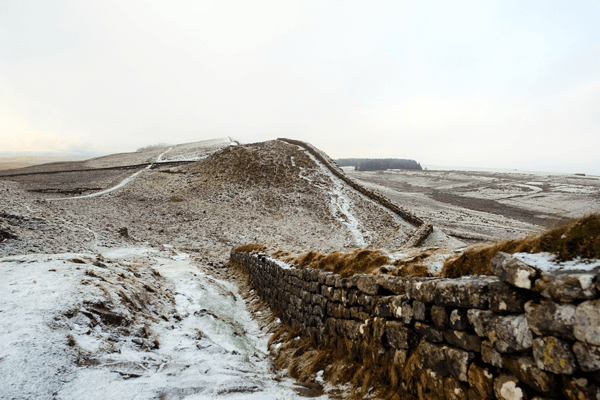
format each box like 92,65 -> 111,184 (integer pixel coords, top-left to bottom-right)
4,138 -> 597,398
1,138 -> 427,399
344,167 -> 600,243
0,247 -> 326,399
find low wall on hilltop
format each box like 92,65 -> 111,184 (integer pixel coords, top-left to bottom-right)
277,138 -> 432,247
232,249 -> 600,400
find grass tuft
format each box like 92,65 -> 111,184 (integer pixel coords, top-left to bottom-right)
292,248 -> 390,277
441,213 -> 600,278
233,243 -> 268,253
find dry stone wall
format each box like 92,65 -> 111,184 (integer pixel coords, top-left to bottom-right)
231,249 -> 600,400
277,138 -> 433,247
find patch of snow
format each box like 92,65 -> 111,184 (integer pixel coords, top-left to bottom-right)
0,251 -> 326,399
156,146 -> 174,162
269,256 -> 292,270
301,151 -> 366,247
102,247 -> 158,259
513,252 -> 600,273
315,370 -> 324,384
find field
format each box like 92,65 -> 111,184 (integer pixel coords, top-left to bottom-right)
344,167 -> 600,243
0,156 -> 89,171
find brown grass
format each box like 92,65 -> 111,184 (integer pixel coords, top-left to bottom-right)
391,252 -> 434,279
233,243 -> 268,253
232,258 -> 416,399
441,213 -> 600,278
269,325 -> 413,399
291,248 -> 390,278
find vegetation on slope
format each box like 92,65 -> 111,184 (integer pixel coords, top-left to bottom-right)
441,213 -> 600,278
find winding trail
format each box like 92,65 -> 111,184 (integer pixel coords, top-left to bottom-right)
48,147 -> 173,201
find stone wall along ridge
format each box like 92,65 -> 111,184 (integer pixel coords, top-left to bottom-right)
232,248 -> 600,400
277,138 -> 433,248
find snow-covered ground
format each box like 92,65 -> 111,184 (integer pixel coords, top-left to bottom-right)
0,247 -> 325,399
513,252 -> 600,273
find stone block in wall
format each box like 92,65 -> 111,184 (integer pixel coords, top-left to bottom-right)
493,374 -> 527,400
563,376 -> 600,400
444,330 -> 482,352
444,376 -> 469,400
302,290 -> 311,304
415,322 -> 445,343
352,274 -> 380,295
343,307 -> 351,319
306,268 -> 320,282
332,288 -> 345,303
502,355 -> 557,395
350,307 -> 369,321
491,251 -> 539,289
574,299 -> 600,346
468,309 -> 497,338
488,280 -> 533,313
318,271 -> 333,284
378,275 -> 406,295
532,336 -> 577,375
468,363 -> 494,400
357,293 -> 377,310
310,293 -> 323,306
481,341 -> 503,368
431,305 -> 449,330
534,269 -> 598,302
312,305 -> 324,318
385,321 -> 410,349
414,300 -> 428,321
450,309 -> 469,331
446,345 -> 476,382
394,299 -> 413,324
524,299 -> 576,340
373,296 -> 395,318
326,302 -> 344,319
325,274 -> 336,286
407,277 -> 441,303
334,276 -> 347,288
433,276 -> 497,309
487,314 -> 534,352
573,341 -> 600,372
307,281 -> 321,294
346,289 -> 359,306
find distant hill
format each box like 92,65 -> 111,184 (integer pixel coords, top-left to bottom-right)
336,158 -> 422,171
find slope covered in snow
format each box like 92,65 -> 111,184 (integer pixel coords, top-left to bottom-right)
0,247 -> 323,399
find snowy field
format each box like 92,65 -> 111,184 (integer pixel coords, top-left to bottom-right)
0,247 -> 325,399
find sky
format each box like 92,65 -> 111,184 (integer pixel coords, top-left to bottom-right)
1,0 -> 599,175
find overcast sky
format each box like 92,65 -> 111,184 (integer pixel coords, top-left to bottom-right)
1,1 -> 599,174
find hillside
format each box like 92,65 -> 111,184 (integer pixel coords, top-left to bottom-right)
0,138 -> 436,399
1,140 -> 431,260
3,137 -> 595,399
